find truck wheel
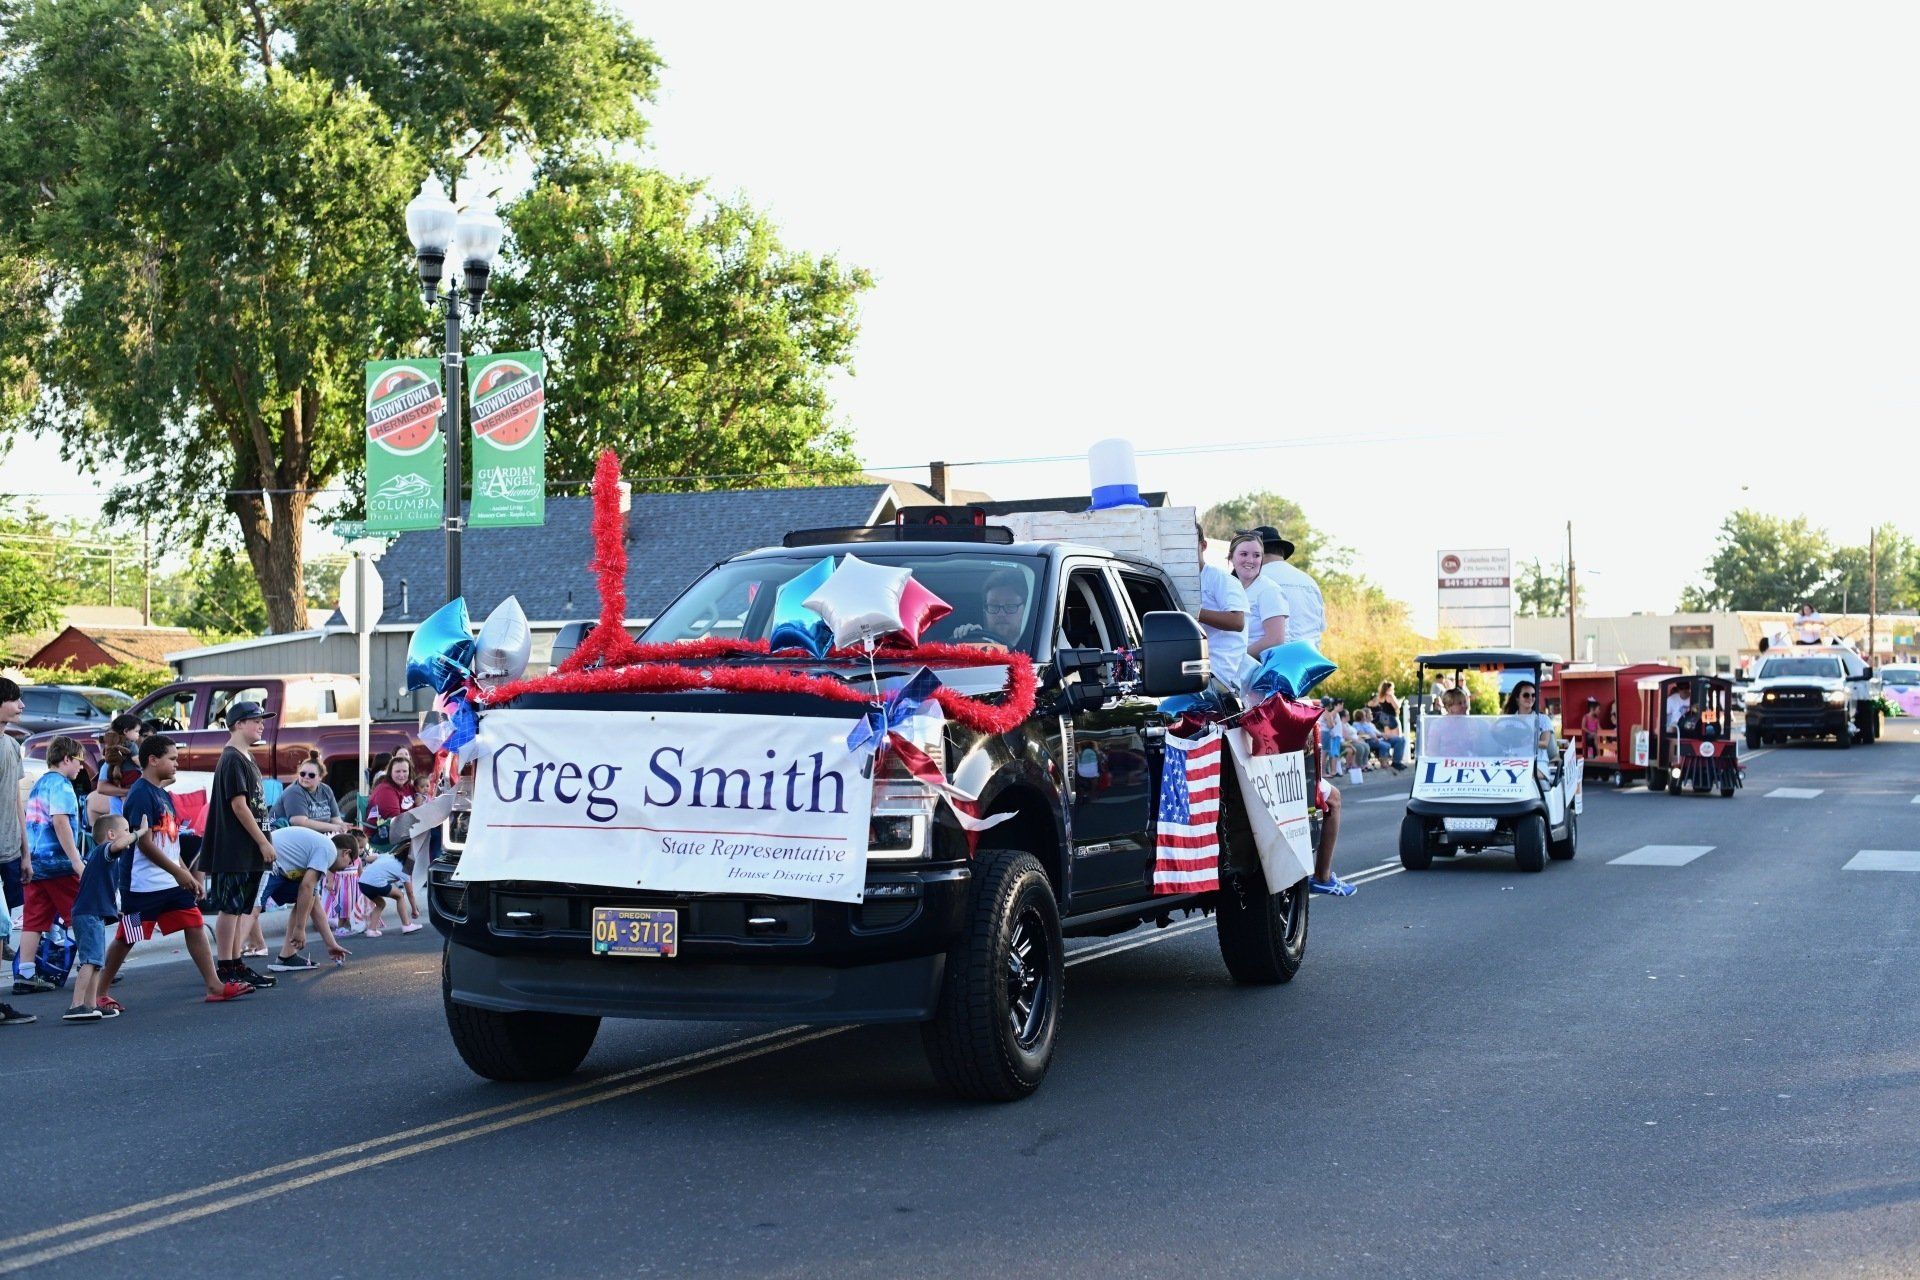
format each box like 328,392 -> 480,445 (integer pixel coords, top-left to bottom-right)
1744,725 -> 1760,749
1514,814 -> 1547,873
1216,863 -> 1309,986
441,949 -> 599,1083
1548,810 -> 1577,860
921,849 -> 1062,1103
1836,724 -> 1852,749
1399,815 -> 1432,870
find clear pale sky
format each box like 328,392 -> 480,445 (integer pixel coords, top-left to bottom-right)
8,2 -> 1916,630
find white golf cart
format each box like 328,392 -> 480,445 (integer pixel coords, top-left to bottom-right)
1400,648 -> 1582,874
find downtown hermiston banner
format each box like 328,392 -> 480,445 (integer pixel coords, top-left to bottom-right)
455,709 -> 875,903
365,358 -> 445,533
467,351 -> 547,528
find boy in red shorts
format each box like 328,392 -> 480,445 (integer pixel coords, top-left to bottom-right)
98,735 -> 252,1004
15,736 -> 84,994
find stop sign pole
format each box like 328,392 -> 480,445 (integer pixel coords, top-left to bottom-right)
338,556 -> 385,807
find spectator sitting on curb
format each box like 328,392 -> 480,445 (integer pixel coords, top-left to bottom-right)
101,735 -> 253,1005
273,753 -> 353,836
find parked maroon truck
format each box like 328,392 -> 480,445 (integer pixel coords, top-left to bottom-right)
21,674 -> 428,805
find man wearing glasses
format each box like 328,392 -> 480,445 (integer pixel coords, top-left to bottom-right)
271,757 -> 354,837
952,570 -> 1030,651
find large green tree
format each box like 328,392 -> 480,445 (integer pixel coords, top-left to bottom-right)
0,0 -> 656,632
477,157 -> 870,487
1198,492 -> 1345,572
1680,510 -> 1834,611
1821,525 -> 1920,615
1515,557 -> 1583,617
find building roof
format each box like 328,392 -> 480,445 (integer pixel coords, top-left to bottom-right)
372,485 -> 914,624
23,625 -> 200,669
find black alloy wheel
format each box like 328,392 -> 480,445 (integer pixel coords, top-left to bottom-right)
1005,905 -> 1054,1052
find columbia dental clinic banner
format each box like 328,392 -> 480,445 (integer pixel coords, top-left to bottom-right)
467,350 -> 547,528
364,358 -> 445,533
455,709 -> 875,903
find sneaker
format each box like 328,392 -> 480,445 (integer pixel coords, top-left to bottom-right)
400,922 -> 423,934
1309,876 -> 1357,897
238,965 -> 276,989
0,1003 -> 36,1026
61,1006 -> 104,1023
363,928 -> 384,939
11,976 -> 54,995
205,981 -> 254,1003
269,952 -> 319,973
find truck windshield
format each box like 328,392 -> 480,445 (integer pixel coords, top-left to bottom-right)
1755,658 -> 1843,679
644,552 -> 1049,655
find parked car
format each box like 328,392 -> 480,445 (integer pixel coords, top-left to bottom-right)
21,674 -> 428,798
7,684 -> 135,740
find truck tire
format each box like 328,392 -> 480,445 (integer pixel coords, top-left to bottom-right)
1744,725 -> 1760,749
1514,814 -> 1547,873
441,948 -> 600,1083
1835,723 -> 1851,749
1399,815 -> 1432,870
1548,810 -> 1577,860
1216,863 -> 1309,985
921,848 -> 1062,1103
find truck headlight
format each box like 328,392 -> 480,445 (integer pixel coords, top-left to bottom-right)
1825,690 -> 1848,705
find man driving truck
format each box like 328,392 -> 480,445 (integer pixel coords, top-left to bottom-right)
951,570 -> 1030,650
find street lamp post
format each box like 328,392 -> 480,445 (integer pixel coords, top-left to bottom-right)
404,176 -> 503,602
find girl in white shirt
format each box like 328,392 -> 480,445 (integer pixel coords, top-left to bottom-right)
1229,533 -> 1290,686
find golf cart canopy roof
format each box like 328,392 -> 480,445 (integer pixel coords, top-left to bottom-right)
1415,648 -> 1563,670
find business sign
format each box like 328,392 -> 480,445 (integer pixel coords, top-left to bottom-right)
365,359 -> 445,533
456,709 -> 875,903
1437,547 -> 1513,647
1226,735 -> 1315,888
467,351 -> 547,528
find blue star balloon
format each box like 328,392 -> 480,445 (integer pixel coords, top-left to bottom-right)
406,597 -> 476,695
769,557 -> 835,657
1248,639 -> 1336,701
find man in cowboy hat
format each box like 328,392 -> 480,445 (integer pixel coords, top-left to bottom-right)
1248,525 -> 1325,649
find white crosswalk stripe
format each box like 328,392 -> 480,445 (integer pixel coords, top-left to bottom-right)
1609,845 -> 1715,867
1764,787 -> 1824,799
1843,850 -> 1920,872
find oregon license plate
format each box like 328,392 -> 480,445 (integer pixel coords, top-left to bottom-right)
590,907 -> 678,958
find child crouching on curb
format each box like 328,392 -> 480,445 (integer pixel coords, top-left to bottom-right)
65,813 -> 141,1022
356,851 -> 420,937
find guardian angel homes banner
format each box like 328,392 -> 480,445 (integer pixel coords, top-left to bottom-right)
467,351 -> 547,528
1437,548 -> 1513,647
456,709 -> 875,903
364,359 -> 445,532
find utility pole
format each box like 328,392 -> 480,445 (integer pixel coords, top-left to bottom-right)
1869,525 -> 1878,662
142,514 -> 152,626
1565,521 -> 1577,662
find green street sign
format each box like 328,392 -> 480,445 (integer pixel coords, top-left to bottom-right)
332,520 -> 368,541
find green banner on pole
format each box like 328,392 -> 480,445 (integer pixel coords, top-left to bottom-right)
467,351 -> 547,528
365,358 -> 445,533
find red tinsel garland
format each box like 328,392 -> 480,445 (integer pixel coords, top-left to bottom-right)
486,450 -> 1039,734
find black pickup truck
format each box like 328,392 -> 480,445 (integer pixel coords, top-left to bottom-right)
432,521 -> 1315,1101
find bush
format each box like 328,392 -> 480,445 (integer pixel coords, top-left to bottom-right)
17,661 -> 175,701
1313,575 -> 1429,709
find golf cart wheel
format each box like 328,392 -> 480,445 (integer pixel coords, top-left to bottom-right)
921,848 -> 1062,1102
1548,809 -> 1576,861
1399,815 -> 1432,871
1514,814 -> 1547,873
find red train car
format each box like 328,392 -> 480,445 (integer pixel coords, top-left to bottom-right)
1553,663 -> 1681,786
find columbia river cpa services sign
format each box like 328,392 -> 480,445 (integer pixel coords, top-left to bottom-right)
454,709 -> 876,904
1437,548 -> 1513,647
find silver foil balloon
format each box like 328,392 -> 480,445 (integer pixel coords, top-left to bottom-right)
473,595 -> 533,682
804,554 -> 911,651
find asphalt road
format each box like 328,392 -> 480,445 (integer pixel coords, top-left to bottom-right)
2,726 -> 1917,1278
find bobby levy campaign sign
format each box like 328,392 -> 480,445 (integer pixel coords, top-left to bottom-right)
455,710 -> 875,903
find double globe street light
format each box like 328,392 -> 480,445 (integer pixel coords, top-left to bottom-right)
404,175 -> 504,600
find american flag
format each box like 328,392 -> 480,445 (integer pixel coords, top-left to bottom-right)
1152,728 -> 1222,894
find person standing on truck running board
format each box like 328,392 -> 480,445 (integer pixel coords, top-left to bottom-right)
1249,525 -> 1325,650
1193,528 -> 1248,686
202,701 -> 278,992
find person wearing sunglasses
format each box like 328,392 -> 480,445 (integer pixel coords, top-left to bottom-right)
1500,681 -> 1557,763
270,752 -> 353,838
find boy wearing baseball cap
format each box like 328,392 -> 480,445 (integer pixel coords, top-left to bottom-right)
202,700 -> 278,991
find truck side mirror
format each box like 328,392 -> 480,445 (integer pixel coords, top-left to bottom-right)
1139,612 -> 1208,697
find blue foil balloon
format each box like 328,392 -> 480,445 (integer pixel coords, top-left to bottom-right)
769,557 -> 835,657
406,597 -> 476,695
1248,639 -> 1336,701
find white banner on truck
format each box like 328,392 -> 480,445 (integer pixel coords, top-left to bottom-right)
456,709 -> 875,903
1225,732 -> 1316,888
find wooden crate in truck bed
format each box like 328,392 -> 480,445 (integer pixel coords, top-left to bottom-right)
996,506 -> 1200,610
